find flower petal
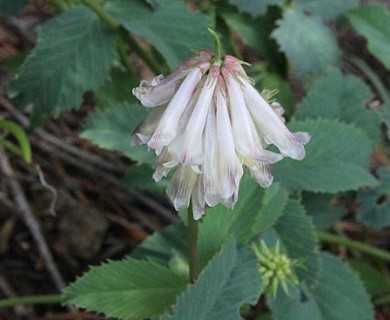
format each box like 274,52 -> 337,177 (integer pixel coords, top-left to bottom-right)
166,165 -> 198,211
224,72 -> 283,164
132,51 -> 214,108
132,105 -> 166,145
249,162 -> 274,188
148,66 -> 205,152
192,178 -> 206,220
153,147 -> 178,181
242,77 -> 310,160
168,67 -> 218,165
215,88 -> 243,201
132,74 -> 183,107
202,101 -> 220,207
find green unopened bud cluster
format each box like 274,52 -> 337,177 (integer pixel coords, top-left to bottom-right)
252,240 -> 300,296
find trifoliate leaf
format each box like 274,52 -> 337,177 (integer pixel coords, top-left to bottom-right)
228,0 -> 284,17
94,67 -> 139,110
161,239 -> 261,320
294,0 -> 359,20
273,119 -> 378,193
296,69 -> 379,141
302,192 -> 344,229
80,103 -> 155,165
62,258 -> 187,320
267,285 -> 323,320
349,260 -> 390,297
348,5 -> 390,70
274,199 -> 320,285
221,8 -> 287,72
272,8 -> 340,78
267,252 -> 374,320
132,223 -> 188,266
356,167 -> 390,228
9,7 -> 117,126
123,163 -> 168,193
311,253 -> 374,320
106,0 -> 210,70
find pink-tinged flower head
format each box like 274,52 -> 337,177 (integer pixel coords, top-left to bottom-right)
132,51 -> 310,219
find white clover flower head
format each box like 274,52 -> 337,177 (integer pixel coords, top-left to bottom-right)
132,50 -> 310,219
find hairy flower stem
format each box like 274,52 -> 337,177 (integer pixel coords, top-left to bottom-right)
188,206 -> 200,284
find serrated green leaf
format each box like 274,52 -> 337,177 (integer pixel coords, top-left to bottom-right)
294,0 -> 359,20
106,0 -> 210,70
272,8 -> 340,78
349,260 -> 390,297
80,103 -> 155,165
9,7 -> 117,125
273,119 -> 378,192
348,5 -> 390,70
94,67 -> 139,110
296,69 -> 379,141
123,163 -> 168,193
267,285 -> 323,320
0,0 -> 27,16
221,8 -> 287,74
267,252 -> 374,320
274,199 -> 320,285
302,192 -> 344,229
311,253 -> 374,320
198,176 -> 288,267
63,258 -> 187,320
356,167 -> 390,228
161,239 -> 261,320
132,223 -> 188,266
227,0 -> 284,17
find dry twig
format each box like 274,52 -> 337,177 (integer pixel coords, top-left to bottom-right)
0,146 -> 66,291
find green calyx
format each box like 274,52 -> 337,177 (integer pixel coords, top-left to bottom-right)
252,240 -> 301,296
207,28 -> 222,66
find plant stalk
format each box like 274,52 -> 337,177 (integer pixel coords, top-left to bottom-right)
188,206 -> 200,284
208,28 -> 222,66
0,294 -> 62,309
348,56 -> 390,107
316,230 -> 390,263
81,0 -> 164,74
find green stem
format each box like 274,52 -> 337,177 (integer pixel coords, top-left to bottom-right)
115,36 -> 136,76
81,0 -> 119,29
348,56 -> 390,107
209,2 -> 217,31
0,137 -> 24,159
316,230 -> 390,263
81,0 -> 164,74
0,294 -> 62,309
188,206 -> 200,284
208,28 -> 222,66
119,29 -> 165,74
